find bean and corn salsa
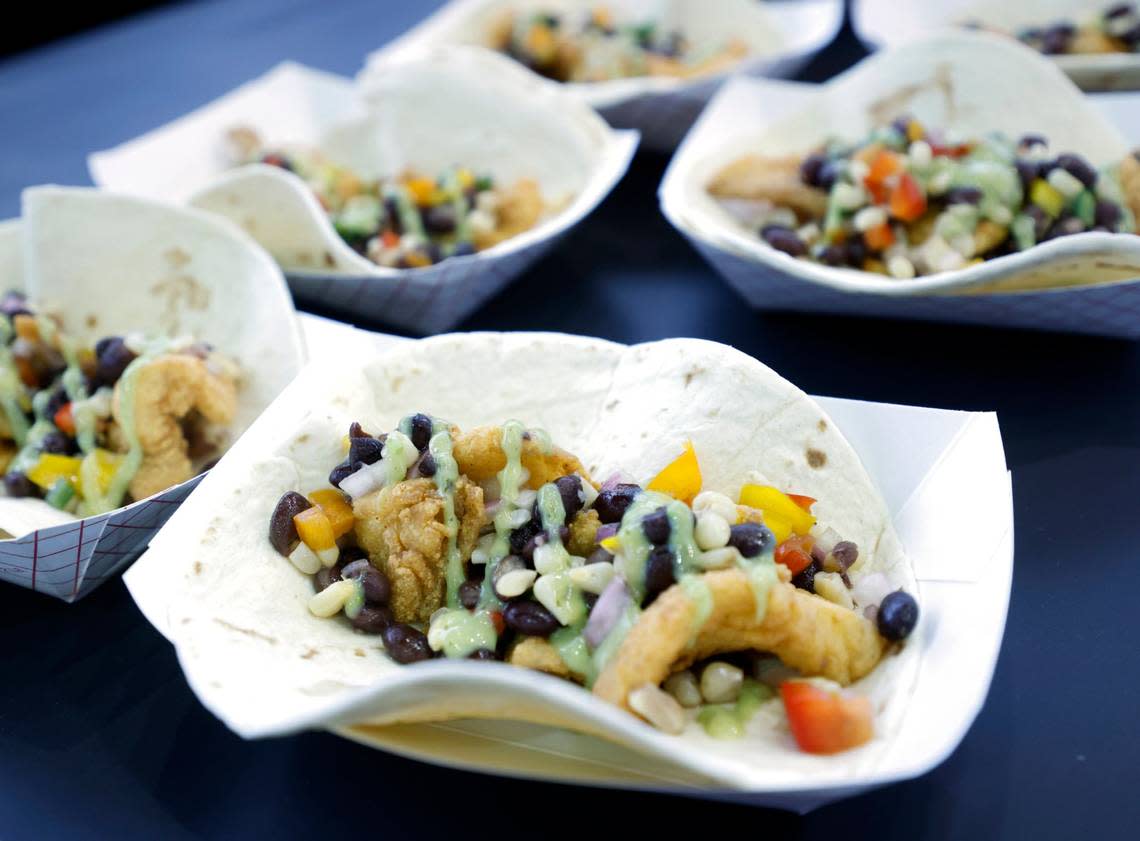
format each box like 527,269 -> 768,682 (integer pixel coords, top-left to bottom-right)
711,117 -> 1140,279
225,127 -> 547,270
267,414 -> 919,752
496,5 -> 747,83
0,291 -> 238,515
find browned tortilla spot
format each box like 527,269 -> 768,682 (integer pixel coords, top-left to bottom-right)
806,448 -> 827,468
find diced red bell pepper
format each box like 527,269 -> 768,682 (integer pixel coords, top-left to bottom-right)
381,230 -> 400,249
775,534 -> 814,575
863,222 -> 895,252
930,141 -> 972,159
780,681 -> 874,754
490,610 -> 506,635
54,403 -> 76,437
889,172 -> 927,223
787,494 -> 816,512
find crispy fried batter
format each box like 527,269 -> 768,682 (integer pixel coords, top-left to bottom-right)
707,155 -> 829,219
115,354 -> 237,501
353,477 -> 484,623
474,179 -> 545,250
452,425 -> 587,489
566,508 -> 601,557
1121,152 -> 1140,228
507,636 -> 575,680
593,567 -> 885,710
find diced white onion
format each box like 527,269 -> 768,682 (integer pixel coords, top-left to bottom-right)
317,546 -> 340,568
814,572 -> 855,609
628,684 -> 686,734
339,462 -> 385,499
288,541 -> 321,575
887,255 -> 916,279
694,512 -> 731,550
569,562 -> 615,594
1047,168 -> 1085,200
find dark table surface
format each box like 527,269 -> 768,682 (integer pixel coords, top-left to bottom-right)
2,1 -> 1138,838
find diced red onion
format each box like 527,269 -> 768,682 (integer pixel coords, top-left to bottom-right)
595,523 -> 619,542
809,523 -> 842,558
584,577 -> 630,648
339,461 -> 385,500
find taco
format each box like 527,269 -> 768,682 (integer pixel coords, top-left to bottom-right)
0,186 -> 306,530
967,3 -> 1140,57
708,119 -> 1140,280
142,334 -> 919,756
490,4 -> 748,83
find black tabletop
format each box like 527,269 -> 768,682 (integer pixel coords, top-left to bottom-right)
2,2 -> 1138,838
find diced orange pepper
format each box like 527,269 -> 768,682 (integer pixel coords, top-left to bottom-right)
13,314 -> 40,342
294,506 -> 336,552
489,610 -> 506,635
404,177 -> 438,205
852,142 -> 883,166
14,356 -> 38,387
381,230 -> 400,249
54,403 -> 76,437
647,441 -> 702,505
906,120 -> 925,142
864,149 -> 901,203
308,489 -> 355,539
863,221 -> 895,252
787,494 -> 816,512
889,172 -> 926,223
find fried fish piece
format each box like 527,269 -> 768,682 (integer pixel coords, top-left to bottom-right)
507,636 -> 576,681
593,567 -> 885,710
566,508 -> 601,557
451,425 -> 587,489
473,179 -> 546,251
353,477 -> 484,623
707,154 -> 829,219
115,353 -> 237,501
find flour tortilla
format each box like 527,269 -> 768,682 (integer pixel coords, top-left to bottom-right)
127,332 -> 918,770
0,186 -> 306,535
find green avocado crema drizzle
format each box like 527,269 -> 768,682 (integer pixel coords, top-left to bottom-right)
697,679 -> 775,739
477,420 -> 527,610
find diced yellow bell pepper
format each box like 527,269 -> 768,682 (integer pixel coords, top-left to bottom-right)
1029,179 -> 1064,218
404,177 -> 438,206
27,453 -> 82,491
403,251 -> 433,268
456,168 -> 475,190
600,535 -> 621,553
646,441 -> 702,505
738,485 -> 816,536
737,505 -> 793,544
308,488 -> 355,539
906,120 -> 924,142
294,506 -> 337,553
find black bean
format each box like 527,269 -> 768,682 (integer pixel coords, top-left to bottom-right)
791,560 -> 820,593
1094,200 -> 1123,230
1049,216 -> 1086,239
583,592 -> 599,613
1122,22 -> 1140,47
328,460 -> 355,489
416,451 -> 437,478
451,241 -> 476,258
553,474 -> 584,519
643,545 -> 675,605
1015,159 -> 1042,190
408,413 -> 433,451
890,115 -> 913,137
43,388 -> 68,421
799,153 -> 828,187
3,471 -> 40,498
269,491 -> 312,555
641,507 -> 671,545
510,518 -> 543,557
1054,153 -> 1097,189
348,421 -> 369,438
0,290 -> 30,318
314,563 -> 344,593
502,600 -> 560,637
817,244 -> 847,266
349,435 -> 384,466
1041,23 -> 1075,54
423,204 -> 457,234
458,580 -> 482,610
383,197 -> 403,234
382,623 -> 434,663
39,430 -> 75,455
351,605 -> 393,634
587,547 -> 614,565
816,160 -> 840,191
340,546 -> 367,565
1024,204 -> 1051,238
94,336 -> 137,386
760,225 -> 806,257
944,186 -> 983,205
844,238 -> 867,269
831,541 -> 859,570
877,590 -> 919,641
1018,133 -> 1047,150
728,522 -> 774,559
341,559 -> 391,605
468,648 -> 499,660
1105,3 -> 1134,19
426,243 -> 445,265
592,483 -> 641,523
